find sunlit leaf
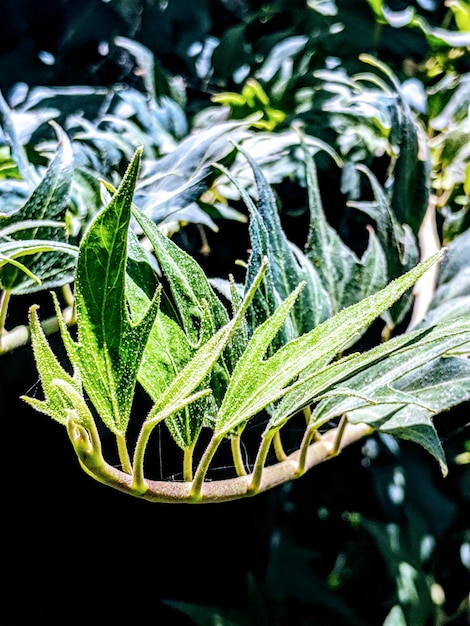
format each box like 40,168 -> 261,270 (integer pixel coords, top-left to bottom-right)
215,252 -> 443,436
66,148 -> 160,436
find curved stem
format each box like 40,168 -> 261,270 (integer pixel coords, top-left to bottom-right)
249,432 -> 275,494
297,425 -> 317,476
231,434 -> 247,477
131,421 -> 153,493
67,422 -> 373,503
116,434 -> 132,475
191,433 -> 224,500
273,430 -> 287,462
183,442 -> 196,482
62,283 -> 75,308
329,415 -> 348,457
302,405 -> 312,425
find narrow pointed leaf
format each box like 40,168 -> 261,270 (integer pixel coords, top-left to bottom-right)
132,206 -> 230,348
355,164 -> 419,326
269,326 -> 433,431
125,230 -> 213,449
0,89 -> 38,184
359,56 -> 431,235
215,251 -> 445,436
132,207 -> 238,444
134,121 -> 247,222
216,281 -> 306,433
72,148 -> 160,436
310,317 -> 470,425
144,259 -> 269,429
21,305 -> 81,425
308,319 -> 470,474
220,146 -> 330,345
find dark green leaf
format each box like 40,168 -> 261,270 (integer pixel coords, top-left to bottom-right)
304,149 -> 388,316
310,318 -> 470,473
221,146 -> 330,346
424,227 -> 470,327
0,124 -> 76,293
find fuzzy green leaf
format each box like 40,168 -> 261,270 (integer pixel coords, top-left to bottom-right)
309,317 -> 470,473
143,259 -> 269,433
215,251 -> 444,436
125,229 -> 212,449
132,206 -> 230,348
220,146 -> 330,347
21,304 -> 82,425
69,147 -> 160,436
131,206 -> 242,447
269,327 -> 430,432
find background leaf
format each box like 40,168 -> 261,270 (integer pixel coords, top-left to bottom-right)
0,124 -> 77,293
423,226 -> 470,327
226,146 -> 331,347
304,149 -> 388,316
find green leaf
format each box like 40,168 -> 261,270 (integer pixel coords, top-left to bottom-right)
143,310 -> 212,449
359,55 -> 431,236
0,123 -> 76,294
215,282 -> 306,434
69,147 -> 160,436
143,259 -> 269,432
211,24 -> 251,80
304,148 -> 388,316
134,121 -> 247,224
132,206 -> 241,448
125,229 -> 212,449
269,326 -> 431,432
132,206 -> 230,348
355,164 -> 419,328
215,252 -> 444,437
0,89 -> 38,184
309,318 -> 470,474
0,240 -> 78,286
21,303 -> 82,425
221,145 -> 330,345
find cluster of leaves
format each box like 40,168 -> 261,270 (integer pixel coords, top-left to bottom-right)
24,144 -> 470,505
